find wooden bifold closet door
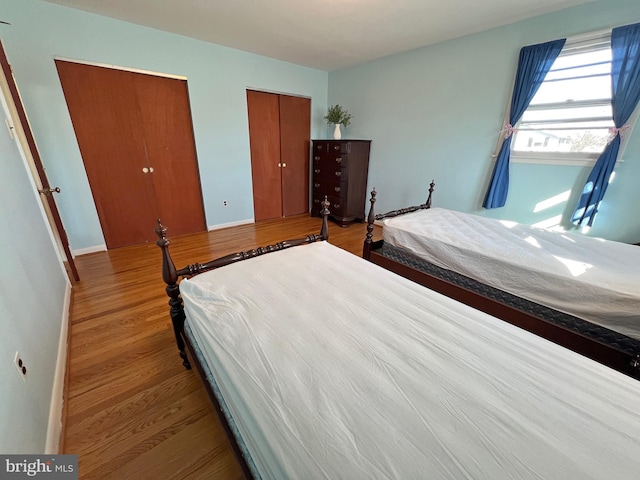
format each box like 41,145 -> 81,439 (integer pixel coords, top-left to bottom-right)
56,60 -> 205,248
247,90 -> 310,221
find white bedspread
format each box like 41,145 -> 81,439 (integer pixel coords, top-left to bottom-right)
180,241 -> 640,480
382,208 -> 640,339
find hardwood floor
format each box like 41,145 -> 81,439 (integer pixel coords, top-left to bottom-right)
63,215 -> 380,479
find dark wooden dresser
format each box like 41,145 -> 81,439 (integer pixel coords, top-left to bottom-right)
310,140 -> 371,227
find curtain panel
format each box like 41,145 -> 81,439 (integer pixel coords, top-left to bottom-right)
571,22 -> 640,227
482,39 -> 566,209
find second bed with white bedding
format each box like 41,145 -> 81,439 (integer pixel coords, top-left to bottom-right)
179,240 -> 640,480
382,208 -> 640,340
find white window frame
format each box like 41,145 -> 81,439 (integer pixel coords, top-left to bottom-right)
507,29 -> 637,167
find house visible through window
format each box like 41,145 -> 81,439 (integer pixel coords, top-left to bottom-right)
511,32 -> 615,163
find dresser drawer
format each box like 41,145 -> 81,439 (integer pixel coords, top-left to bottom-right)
313,141 -> 352,154
313,179 -> 344,196
312,165 -> 345,181
313,153 -> 347,167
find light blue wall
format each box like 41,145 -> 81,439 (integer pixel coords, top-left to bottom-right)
0,87 -> 68,452
329,0 -> 640,243
1,0 -> 328,251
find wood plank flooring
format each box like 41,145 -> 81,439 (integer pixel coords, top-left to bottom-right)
63,215 -> 380,479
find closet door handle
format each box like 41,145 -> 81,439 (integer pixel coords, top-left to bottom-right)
282,163 -> 287,168
278,163 -> 282,167
142,167 -> 149,173
149,167 -> 154,173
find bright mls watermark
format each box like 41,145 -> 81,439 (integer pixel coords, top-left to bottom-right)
1,455 -> 77,479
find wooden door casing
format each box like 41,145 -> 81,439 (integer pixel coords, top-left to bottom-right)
279,95 -> 310,217
56,60 -> 205,248
0,42 -> 80,280
247,90 -> 283,221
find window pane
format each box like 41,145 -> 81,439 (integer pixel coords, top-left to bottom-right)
530,76 -> 611,104
513,128 -> 610,153
552,49 -> 611,70
521,105 -> 613,123
544,62 -> 610,81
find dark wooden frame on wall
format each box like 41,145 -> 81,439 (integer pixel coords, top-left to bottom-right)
362,183 -> 640,380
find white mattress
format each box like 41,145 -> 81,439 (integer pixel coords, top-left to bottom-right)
382,208 -> 640,339
180,241 -> 640,480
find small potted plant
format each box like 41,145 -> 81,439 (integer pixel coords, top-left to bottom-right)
324,104 -> 353,139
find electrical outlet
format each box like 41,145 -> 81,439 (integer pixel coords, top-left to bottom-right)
14,351 -> 27,381
223,200 -> 228,207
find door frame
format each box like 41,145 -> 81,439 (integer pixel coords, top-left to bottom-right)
0,40 -> 79,281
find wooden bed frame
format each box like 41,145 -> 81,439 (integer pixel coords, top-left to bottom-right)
362,184 -> 640,379
156,200 -> 330,479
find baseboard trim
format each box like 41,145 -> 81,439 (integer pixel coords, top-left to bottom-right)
71,244 -> 107,257
208,218 -> 254,231
45,282 -> 72,454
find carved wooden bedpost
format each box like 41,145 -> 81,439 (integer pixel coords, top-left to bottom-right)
155,220 -> 191,370
363,188 -> 377,259
426,179 -> 435,208
320,196 -> 330,241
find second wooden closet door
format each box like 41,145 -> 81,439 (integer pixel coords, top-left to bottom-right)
56,60 -> 205,248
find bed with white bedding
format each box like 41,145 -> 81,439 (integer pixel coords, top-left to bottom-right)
157,209 -> 640,479
382,207 -> 640,339
363,188 -> 640,377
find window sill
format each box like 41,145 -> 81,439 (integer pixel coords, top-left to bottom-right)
510,154 -> 597,166
505,152 -> 624,167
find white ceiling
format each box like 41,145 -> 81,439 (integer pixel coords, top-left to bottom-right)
43,0 -> 595,71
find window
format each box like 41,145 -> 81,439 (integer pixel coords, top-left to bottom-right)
511,32 -> 615,164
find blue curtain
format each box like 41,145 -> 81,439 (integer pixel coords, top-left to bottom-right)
571,22 -> 640,227
483,39 -> 566,208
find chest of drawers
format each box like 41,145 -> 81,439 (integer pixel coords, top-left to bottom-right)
310,140 -> 371,227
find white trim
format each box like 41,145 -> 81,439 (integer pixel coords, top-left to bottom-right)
71,244 -> 107,257
45,282 -> 72,454
511,155 -> 597,167
246,87 -> 311,100
53,56 -> 187,80
208,218 -> 255,231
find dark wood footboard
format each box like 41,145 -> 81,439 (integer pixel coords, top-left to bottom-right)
363,181 -> 434,259
156,197 -> 330,369
155,198 -> 330,480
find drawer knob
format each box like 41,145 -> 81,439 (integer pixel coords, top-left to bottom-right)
333,145 -> 340,150
314,156 -> 320,161
314,169 -> 320,173
335,171 -> 341,177
335,157 -> 342,163
334,187 -> 341,192
314,183 -> 320,188
314,199 -> 320,203
333,203 -> 340,208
